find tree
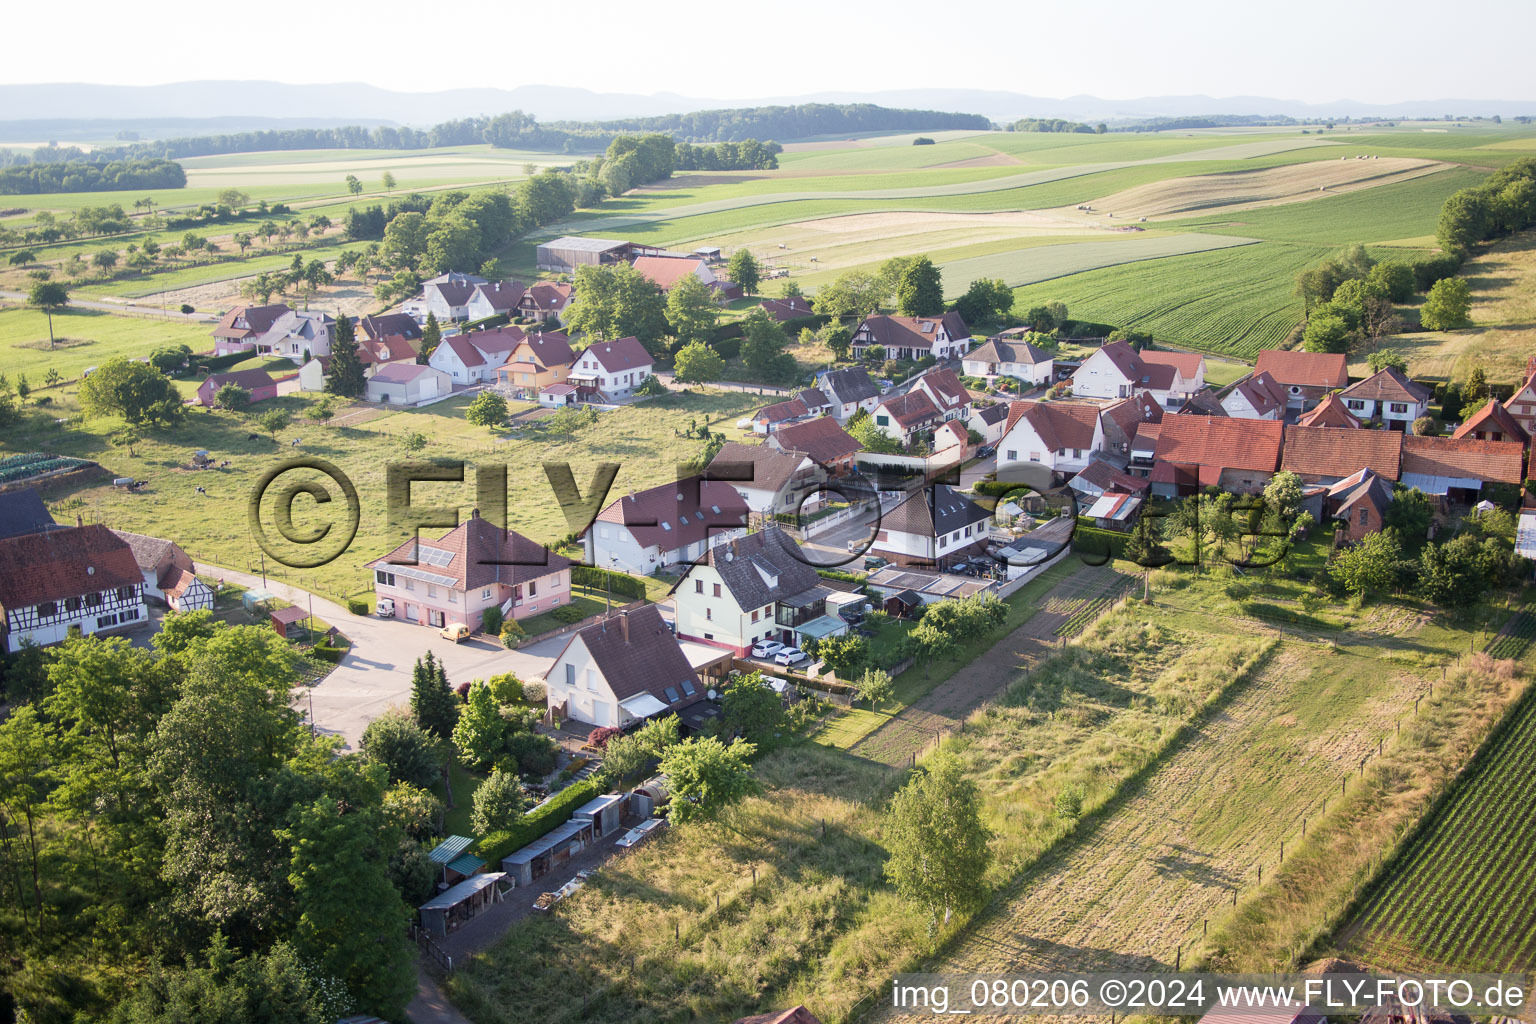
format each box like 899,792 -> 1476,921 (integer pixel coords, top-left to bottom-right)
217,188 -> 249,209
258,409 -> 291,439
1328,529 -> 1402,598
361,709 -> 442,789
1437,187 -> 1492,255
1463,366 -> 1489,407
27,281 -> 69,347
564,263 -> 670,357
93,249 -> 119,271
452,682 -> 507,770
1367,261 -> 1416,303
1263,470 -> 1304,522
214,383 -> 251,411
673,341 -> 726,384
400,430 -> 429,453
381,172 -> 397,192
726,248 -> 761,296
740,307 -> 795,383
824,323 -> 853,362
1419,533 -> 1517,607
855,667 -> 894,709
324,313 -> 366,398
418,313 -> 442,364
1420,277 -> 1472,331
665,272 -> 720,347
1302,311 -> 1352,353
465,391 -> 509,428
1367,349 -> 1409,375
895,256 -> 944,317
110,936 -> 341,1024
9,248 -> 38,267
813,270 -> 885,321
79,357 -> 183,425
883,753 -> 992,927
1411,415 -> 1440,436
345,175 -> 363,196
307,396 -> 337,426
720,673 -> 788,745
110,427 -> 141,457
409,651 -> 458,739
152,608 -> 223,657
951,278 -> 1012,325
846,409 -> 902,454
282,795 -> 414,1020
149,343 -> 192,374
499,618 -> 526,648
658,736 -> 758,826
469,768 -> 529,834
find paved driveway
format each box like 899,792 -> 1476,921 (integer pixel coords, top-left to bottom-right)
208,566 -> 570,749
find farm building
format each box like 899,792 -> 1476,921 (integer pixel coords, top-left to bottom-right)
535,236 -> 664,273
0,524 -> 147,652
268,605 -> 311,640
110,530 -> 215,613
196,369 -> 278,407
365,362 -> 451,405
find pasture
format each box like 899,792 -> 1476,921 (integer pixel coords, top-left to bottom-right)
0,305 -> 216,380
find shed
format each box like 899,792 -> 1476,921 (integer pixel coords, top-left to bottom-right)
241,588 -> 276,613
695,246 -> 723,262
428,834 -> 484,884
269,604 -> 310,639
573,792 -> 626,838
418,871 -> 505,937
499,817 -> 595,887
883,589 -> 922,618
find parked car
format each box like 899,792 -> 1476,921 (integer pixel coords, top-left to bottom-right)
863,555 -> 888,570
439,622 -> 471,643
976,445 -> 995,459
752,640 -> 786,659
662,618 -> 676,634
376,598 -> 395,618
775,647 -> 807,666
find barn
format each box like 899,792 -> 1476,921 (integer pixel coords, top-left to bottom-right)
535,236 -> 665,273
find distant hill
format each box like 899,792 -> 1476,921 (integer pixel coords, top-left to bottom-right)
1,80 -> 1532,134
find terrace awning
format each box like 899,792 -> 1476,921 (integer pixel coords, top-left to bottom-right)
794,615 -> 847,640
620,693 -> 670,719
428,835 -> 475,864
1400,472 -> 1482,496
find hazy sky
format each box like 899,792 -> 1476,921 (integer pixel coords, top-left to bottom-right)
3,0 -> 1532,102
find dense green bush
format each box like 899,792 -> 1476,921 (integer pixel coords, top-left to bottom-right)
347,597 -> 370,616
571,566 -> 648,600
473,778 -> 601,864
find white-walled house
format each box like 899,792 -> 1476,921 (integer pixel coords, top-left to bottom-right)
422,272 -> 488,322
997,401 -> 1105,476
427,326 -> 525,384
850,313 -> 972,361
255,310 -> 342,363
1071,341 -> 1205,408
962,331 -> 1055,386
568,337 -> 654,401
870,390 -> 941,447
542,605 -> 705,730
463,280 -> 527,321
910,367 -> 973,423
365,362 -> 451,405
706,443 -> 823,518
1339,367 -> 1432,429
815,367 -> 883,422
969,403 -> 1010,445
1221,370 -> 1287,420
584,476 -> 750,575
673,527 -> 842,656
111,530 -> 215,613
368,512 -> 573,632
870,485 -> 993,567
0,525 -> 147,652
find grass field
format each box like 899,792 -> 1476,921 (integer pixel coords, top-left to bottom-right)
0,305 -> 218,380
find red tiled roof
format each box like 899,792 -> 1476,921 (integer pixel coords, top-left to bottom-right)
517,331 -> 576,369
1456,399 -> 1528,442
203,368 -> 276,391
369,514 -> 572,590
1004,400 -> 1100,450
1341,366 -> 1432,405
916,367 -> 971,411
854,312 -> 970,351
579,337 -> 652,373
1280,425 -> 1403,480
0,524 -> 144,610
1296,393 -> 1360,429
755,398 -> 810,424
559,604 -> 701,705
359,313 -> 423,343
469,280 -> 527,312
878,390 -> 941,428
760,297 -> 817,322
1401,435 -> 1525,484
1140,349 -> 1205,377
1154,415 -> 1283,473
1132,420 -> 1163,450
592,476 -> 749,551
1228,371 -> 1287,418
213,303 -> 289,339
632,256 -> 708,290
1254,350 -> 1348,389
1088,341 -> 1178,391
1100,391 -> 1164,437
771,416 -> 862,464
522,281 -> 574,311
1072,459 -> 1150,495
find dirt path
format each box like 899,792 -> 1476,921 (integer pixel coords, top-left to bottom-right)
850,563 -> 1131,766
874,639 -> 1421,1019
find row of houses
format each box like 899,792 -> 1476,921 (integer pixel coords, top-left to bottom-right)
413,272 -> 574,324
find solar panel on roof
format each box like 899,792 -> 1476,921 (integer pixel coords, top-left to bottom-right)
417,546 -> 455,567
391,565 -> 459,588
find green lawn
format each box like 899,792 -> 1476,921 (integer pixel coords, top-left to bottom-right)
0,305 -> 218,381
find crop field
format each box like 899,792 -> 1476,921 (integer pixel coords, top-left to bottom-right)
935,233 -> 1258,298
1008,242 -> 1343,357
1339,686 -> 1536,973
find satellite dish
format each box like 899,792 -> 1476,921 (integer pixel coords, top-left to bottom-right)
706,689 -> 717,701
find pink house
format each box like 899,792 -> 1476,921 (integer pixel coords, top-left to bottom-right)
196,369 -> 278,407
367,511 -> 573,631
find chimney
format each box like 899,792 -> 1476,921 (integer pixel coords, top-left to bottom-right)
76,514 -> 84,527
470,507 -> 480,519
619,613 -> 630,643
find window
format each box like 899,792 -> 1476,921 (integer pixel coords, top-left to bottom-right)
1006,450 -> 1017,461
528,580 -> 537,596
375,570 -> 396,587
121,608 -> 138,622
97,615 -> 117,629
706,608 -> 713,621
876,415 -> 889,426
682,679 -> 696,697
712,583 -> 721,598
404,578 -> 415,591
566,664 -> 576,687
1347,400 -> 1365,410
1359,508 -> 1368,526
115,586 -> 134,601
662,522 -> 672,532
1029,452 -> 1041,463
664,686 -> 680,703
448,591 -> 457,603
1389,403 -> 1407,414
482,588 -> 491,600
38,601 -> 57,618
751,610 -> 759,622
586,669 -> 597,692
764,606 -> 771,616
427,585 -> 437,598
695,580 -> 704,594
85,593 -> 102,608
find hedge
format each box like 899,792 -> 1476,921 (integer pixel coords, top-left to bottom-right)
197,350 -> 261,372
310,644 -> 346,664
817,569 -> 865,588
571,566 -> 648,600
463,313 -> 511,332
474,777 -> 602,865
346,597 -> 369,616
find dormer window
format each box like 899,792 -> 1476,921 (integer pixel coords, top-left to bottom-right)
662,522 -> 672,531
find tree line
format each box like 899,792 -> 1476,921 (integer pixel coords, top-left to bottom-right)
0,157 -> 185,195
1436,157 -> 1536,256
1007,118 -> 1105,134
